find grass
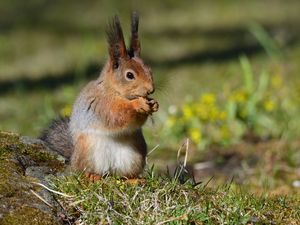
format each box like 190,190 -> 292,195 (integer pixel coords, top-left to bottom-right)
1,0 -> 300,136
49,167 -> 300,224
1,1 -> 300,223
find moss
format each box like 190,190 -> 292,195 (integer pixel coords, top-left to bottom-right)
0,131 -> 64,171
0,160 -> 58,225
0,132 -> 18,156
0,160 -> 25,197
0,206 -> 58,225
19,144 -> 64,171
0,131 -> 67,224
0,131 -> 19,146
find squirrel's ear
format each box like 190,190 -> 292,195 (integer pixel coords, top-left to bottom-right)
106,15 -> 128,69
128,11 -> 141,58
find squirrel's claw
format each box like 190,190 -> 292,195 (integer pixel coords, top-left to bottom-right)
147,99 -> 159,113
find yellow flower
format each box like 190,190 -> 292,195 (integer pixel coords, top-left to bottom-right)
200,93 -> 216,106
271,74 -> 283,89
218,111 -> 227,121
166,116 -> 176,127
263,100 -> 276,112
60,105 -> 72,117
182,104 -> 193,121
189,128 -> 202,144
208,106 -> 219,121
230,90 -> 247,103
195,103 -> 208,121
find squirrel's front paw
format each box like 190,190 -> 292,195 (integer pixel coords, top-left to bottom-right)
133,97 -> 159,115
147,98 -> 159,113
134,97 -> 151,114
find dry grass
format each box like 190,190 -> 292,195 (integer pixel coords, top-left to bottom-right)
49,167 -> 300,224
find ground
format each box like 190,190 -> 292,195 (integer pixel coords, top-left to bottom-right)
0,132 -> 65,224
0,0 -> 300,224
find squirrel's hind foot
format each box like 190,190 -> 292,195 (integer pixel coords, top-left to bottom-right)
123,178 -> 146,185
85,172 -> 101,182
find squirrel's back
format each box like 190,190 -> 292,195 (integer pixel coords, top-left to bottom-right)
40,117 -> 73,159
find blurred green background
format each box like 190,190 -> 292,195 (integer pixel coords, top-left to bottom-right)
1,0 -> 300,192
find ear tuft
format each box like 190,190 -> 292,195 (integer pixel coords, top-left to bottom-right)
129,11 -> 141,58
106,15 -> 128,68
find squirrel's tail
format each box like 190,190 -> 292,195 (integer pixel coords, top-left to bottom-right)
40,117 -> 74,160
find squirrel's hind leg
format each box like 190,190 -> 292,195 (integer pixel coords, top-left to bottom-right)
85,172 -> 101,182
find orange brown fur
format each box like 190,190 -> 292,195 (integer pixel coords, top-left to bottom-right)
43,13 -> 158,179
71,134 -> 91,171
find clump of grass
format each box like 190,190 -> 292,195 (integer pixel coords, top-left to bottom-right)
48,167 -> 300,224
162,56 -> 300,150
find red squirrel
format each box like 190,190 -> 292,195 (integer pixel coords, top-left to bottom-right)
41,12 -> 158,181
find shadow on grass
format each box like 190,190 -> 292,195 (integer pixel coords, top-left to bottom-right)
0,41 -> 291,95
0,23 -> 299,95
0,64 -> 101,94
0,45 -> 258,94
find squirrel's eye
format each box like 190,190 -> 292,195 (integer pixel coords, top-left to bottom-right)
126,71 -> 135,80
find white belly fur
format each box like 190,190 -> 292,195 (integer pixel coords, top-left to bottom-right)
88,133 -> 142,176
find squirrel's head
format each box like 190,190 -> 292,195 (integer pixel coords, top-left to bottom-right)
105,12 -> 154,100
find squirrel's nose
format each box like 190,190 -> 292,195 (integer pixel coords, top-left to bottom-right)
147,87 -> 155,95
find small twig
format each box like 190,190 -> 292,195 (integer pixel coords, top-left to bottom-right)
146,144 -> 160,164
176,141 -> 186,163
147,144 -> 160,156
176,138 -> 189,171
156,214 -> 188,225
183,138 -> 189,168
30,189 -> 53,208
69,199 -> 86,207
32,182 -> 73,198
53,197 -> 73,225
